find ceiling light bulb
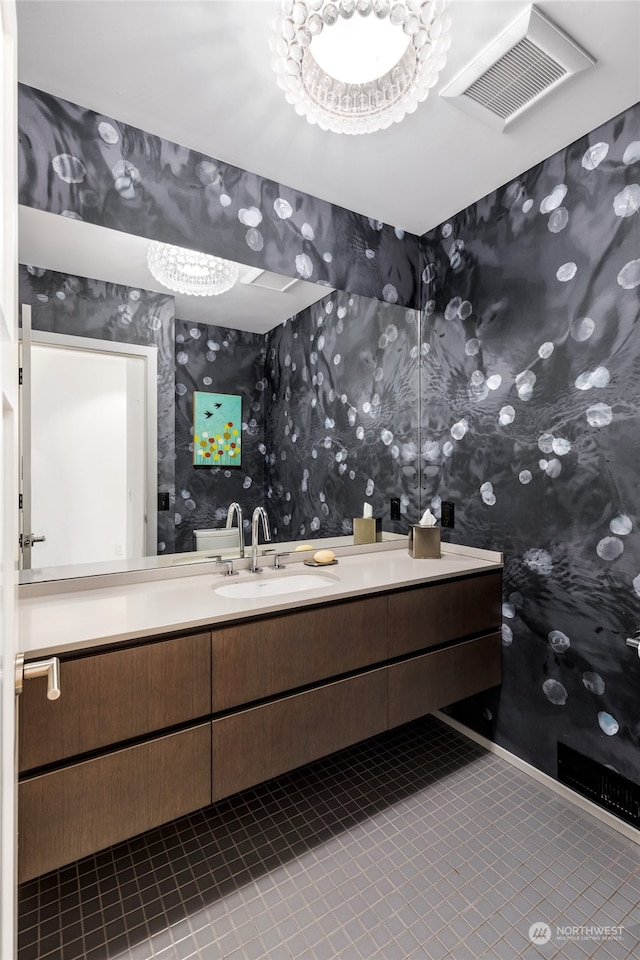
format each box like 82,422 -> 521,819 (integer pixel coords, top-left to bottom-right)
147,241 -> 239,297
311,14 -> 409,83
270,0 -> 453,135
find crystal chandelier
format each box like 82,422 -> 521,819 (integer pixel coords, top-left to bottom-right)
270,0 -> 453,135
147,241 -> 240,297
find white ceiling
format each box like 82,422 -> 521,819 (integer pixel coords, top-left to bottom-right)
15,0 -> 640,327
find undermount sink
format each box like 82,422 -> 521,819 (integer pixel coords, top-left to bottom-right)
213,571 -> 338,599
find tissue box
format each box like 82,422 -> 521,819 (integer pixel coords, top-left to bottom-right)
408,525 -> 441,558
353,517 -> 382,545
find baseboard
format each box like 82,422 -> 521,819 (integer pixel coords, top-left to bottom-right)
434,710 -> 640,847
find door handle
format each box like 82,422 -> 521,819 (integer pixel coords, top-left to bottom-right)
15,653 -> 61,700
625,627 -> 640,657
20,533 -> 46,549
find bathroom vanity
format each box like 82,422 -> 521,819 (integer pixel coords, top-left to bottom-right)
17,543 -> 502,882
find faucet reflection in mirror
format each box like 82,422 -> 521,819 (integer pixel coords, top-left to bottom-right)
251,507 -> 271,574
225,501 -> 244,558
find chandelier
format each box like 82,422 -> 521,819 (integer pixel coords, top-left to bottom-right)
270,0 -> 453,135
147,241 -> 240,297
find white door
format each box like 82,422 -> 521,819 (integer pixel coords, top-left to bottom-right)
28,341 -> 146,568
20,331 -> 158,572
0,2 -> 19,957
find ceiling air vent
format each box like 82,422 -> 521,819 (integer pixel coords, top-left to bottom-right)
240,267 -> 299,293
440,5 -> 595,132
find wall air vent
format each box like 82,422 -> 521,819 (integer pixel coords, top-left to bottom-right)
440,5 -> 595,132
558,743 -> 640,830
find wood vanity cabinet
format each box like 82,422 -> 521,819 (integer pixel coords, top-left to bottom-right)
388,633 -> 502,728
212,668 -> 388,800
387,571 -> 502,658
212,596 -> 387,709
19,725 -> 211,883
386,572 -> 502,730
211,597 -> 388,798
19,632 -> 211,772
18,632 -> 212,883
18,570 -> 501,883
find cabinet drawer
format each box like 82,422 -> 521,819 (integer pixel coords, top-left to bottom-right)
212,668 -> 387,800
388,633 -> 501,729
212,597 -> 387,710
19,632 -> 211,772
388,572 -> 501,658
18,724 -> 211,883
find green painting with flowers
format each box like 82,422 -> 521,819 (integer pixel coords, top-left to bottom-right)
192,391 -> 242,467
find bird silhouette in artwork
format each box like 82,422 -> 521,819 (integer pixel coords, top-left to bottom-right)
203,403 -> 223,419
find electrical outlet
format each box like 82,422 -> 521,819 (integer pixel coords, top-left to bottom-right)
158,492 -> 170,512
390,497 -> 401,521
441,501 -> 455,528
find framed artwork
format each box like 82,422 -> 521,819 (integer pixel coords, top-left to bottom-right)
192,391 -> 242,466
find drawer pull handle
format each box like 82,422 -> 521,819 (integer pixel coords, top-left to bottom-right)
21,656 -> 61,700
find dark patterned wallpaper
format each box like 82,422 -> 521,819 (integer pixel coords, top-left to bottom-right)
18,84 -> 421,309
172,289 -> 419,549
17,82 -> 423,556
173,320 -> 267,553
265,290 -> 420,540
420,104 -> 640,785
17,80 -> 640,799
18,266 -> 177,554
18,264 -> 420,557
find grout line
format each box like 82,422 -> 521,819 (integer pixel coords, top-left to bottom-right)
434,711 -> 640,848
18,716 -> 640,960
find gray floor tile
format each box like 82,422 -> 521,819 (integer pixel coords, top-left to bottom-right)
17,715 -> 640,960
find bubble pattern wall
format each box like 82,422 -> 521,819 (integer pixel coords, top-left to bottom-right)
173,320 -> 267,553
171,290 -> 420,549
18,84 -> 420,309
264,290 -> 420,540
421,104 -> 640,784
18,80 -> 640,797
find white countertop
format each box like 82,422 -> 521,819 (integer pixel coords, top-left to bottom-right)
19,543 -> 503,658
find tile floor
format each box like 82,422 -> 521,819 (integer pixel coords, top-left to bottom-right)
17,715 -> 640,960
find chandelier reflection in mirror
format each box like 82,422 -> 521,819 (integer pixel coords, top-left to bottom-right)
270,0 -> 452,135
147,241 -> 240,297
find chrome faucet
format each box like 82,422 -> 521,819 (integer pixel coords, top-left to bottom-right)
250,506 -> 271,573
225,501 -> 244,558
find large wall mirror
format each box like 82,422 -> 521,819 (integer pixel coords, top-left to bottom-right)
19,207 -> 422,583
